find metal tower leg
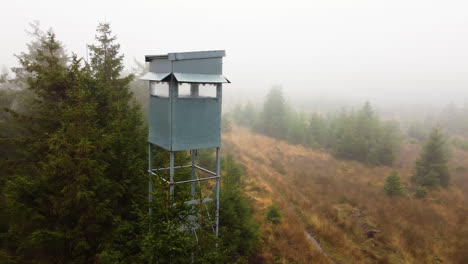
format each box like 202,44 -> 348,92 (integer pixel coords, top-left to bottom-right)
148,143 -> 153,214
191,150 -> 196,199
215,147 -> 221,238
170,151 -> 175,197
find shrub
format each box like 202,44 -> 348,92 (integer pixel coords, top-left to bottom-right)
265,204 -> 282,224
414,186 -> 428,199
384,171 -> 405,196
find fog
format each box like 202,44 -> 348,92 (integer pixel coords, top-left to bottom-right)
2,0 -> 468,105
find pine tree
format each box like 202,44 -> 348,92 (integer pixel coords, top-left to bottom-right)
412,127 -> 450,187
384,171 -> 405,196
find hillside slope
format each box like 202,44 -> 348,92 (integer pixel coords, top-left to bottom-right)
223,126 -> 468,264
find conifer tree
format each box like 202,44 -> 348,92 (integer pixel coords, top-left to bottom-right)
308,113 -> 327,147
219,155 -> 259,261
258,87 -> 288,139
86,22 -> 148,259
1,23 -> 147,263
412,127 -> 450,187
384,171 -> 405,196
1,30 -> 115,262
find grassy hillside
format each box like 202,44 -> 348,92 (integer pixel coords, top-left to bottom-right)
223,126 -> 468,264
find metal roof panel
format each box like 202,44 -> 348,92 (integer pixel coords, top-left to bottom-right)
146,50 -> 225,62
139,72 -> 171,81
173,73 -> 230,83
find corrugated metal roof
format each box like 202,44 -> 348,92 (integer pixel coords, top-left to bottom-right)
145,50 -> 225,62
173,73 -> 230,83
139,72 -> 171,81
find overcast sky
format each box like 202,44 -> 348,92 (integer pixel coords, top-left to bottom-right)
2,0 -> 468,105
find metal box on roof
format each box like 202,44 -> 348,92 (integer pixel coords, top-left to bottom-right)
140,50 -> 229,151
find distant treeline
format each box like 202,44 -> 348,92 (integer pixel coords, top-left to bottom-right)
407,103 -> 468,142
232,87 -> 401,166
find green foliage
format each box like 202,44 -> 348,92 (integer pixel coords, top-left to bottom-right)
265,204 -> 282,225
384,171 -> 405,196
232,91 -> 401,166
195,153 -> 259,262
2,32 -> 111,262
414,186 -> 428,199
0,23 -> 146,263
308,113 -> 327,147
412,127 -> 450,187
139,186 -> 205,263
331,103 -> 399,165
257,87 -> 289,139
219,155 -> 260,262
197,148 -> 216,172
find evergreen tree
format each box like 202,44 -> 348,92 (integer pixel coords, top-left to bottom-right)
136,179 -> 197,264
194,153 -> 259,262
1,30 -> 114,262
287,111 -> 308,145
369,121 -> 400,166
308,113 -> 327,147
412,127 -> 450,187
330,103 -> 399,165
257,87 -> 288,139
219,155 -> 259,262
384,171 -> 405,196
86,22 -> 148,259
2,23 -> 147,263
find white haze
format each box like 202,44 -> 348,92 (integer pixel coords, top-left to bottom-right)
2,0 -> 468,105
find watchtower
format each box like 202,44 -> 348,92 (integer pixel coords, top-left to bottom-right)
140,50 -> 229,238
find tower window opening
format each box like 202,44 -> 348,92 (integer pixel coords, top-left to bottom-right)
150,81 -> 169,97
178,83 -> 191,97
199,84 -> 217,98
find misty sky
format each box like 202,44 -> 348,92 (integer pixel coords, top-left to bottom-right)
2,0 -> 468,105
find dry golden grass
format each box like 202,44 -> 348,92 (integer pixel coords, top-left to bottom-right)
223,126 -> 468,264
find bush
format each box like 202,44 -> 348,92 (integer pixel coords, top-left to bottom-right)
265,204 -> 282,224
414,186 -> 428,199
384,171 -> 405,196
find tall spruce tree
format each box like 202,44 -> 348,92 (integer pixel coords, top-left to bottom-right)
412,127 -> 450,187
1,30 -> 115,262
86,23 -> 147,259
1,23 -> 149,263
